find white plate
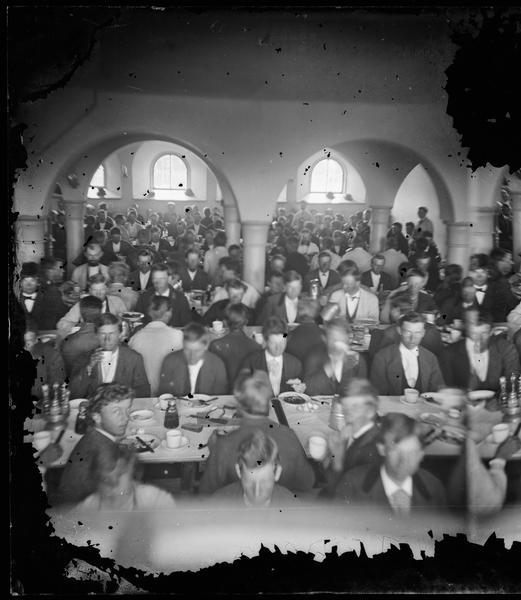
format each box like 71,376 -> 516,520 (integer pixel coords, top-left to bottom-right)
278,391 -> 312,405
121,312 -> 145,322
69,398 -> 88,409
129,409 -> 155,423
161,437 -> 189,451
182,394 -> 213,402
400,396 -> 421,406
467,390 -> 495,402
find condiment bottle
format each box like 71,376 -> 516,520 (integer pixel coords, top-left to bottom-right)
164,399 -> 179,429
75,402 -> 89,435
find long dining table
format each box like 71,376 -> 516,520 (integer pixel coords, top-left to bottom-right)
25,392 -> 520,472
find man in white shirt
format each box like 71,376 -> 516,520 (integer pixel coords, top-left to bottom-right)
334,412 -> 447,514
211,257 -> 260,309
129,296 -> 184,395
342,237 -> 373,274
204,230 -> 228,285
71,243 -> 110,291
416,206 -> 434,236
125,209 -> 144,242
328,260 -> 380,323
57,273 -> 127,339
129,250 -> 153,292
297,228 -> 320,258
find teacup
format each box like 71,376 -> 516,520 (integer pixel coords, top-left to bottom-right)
166,429 -> 183,449
212,320 -> 224,333
491,423 -> 510,445
158,393 -> 175,411
33,431 -> 52,452
404,388 -> 419,404
308,435 -> 328,460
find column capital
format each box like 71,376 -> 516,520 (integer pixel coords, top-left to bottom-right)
473,206 -> 496,214
368,205 -> 392,222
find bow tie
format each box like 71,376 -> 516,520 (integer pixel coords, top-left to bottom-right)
474,287 -> 486,292
23,294 -> 36,300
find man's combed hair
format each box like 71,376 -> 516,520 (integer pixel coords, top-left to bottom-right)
148,295 -> 171,319
88,273 -> 107,287
261,315 -> 288,339
88,383 -> 134,417
378,412 -> 418,445
79,296 -> 103,323
236,429 -> 280,471
339,378 -> 379,411
183,321 -> 209,343
283,270 -> 302,284
398,311 -> 425,327
337,260 -> 360,278
224,303 -> 250,330
225,278 -> 247,292
95,312 -> 121,331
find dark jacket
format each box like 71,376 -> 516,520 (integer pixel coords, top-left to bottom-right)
439,337 -> 520,392
203,301 -> 251,327
360,270 -> 395,292
135,286 -> 192,328
333,463 -> 447,512
285,251 -> 309,278
257,292 -> 299,326
477,277 -> 519,322
128,269 -> 154,292
304,269 -> 341,293
60,323 -> 100,377
209,329 -> 261,388
286,322 -> 326,364
239,351 -> 302,396
157,350 -> 228,396
102,240 -> 135,265
55,429 -> 118,505
198,414 -> 315,494
30,341 -> 66,399
303,348 -> 368,397
368,323 -> 444,361
178,267 -> 210,292
69,344 -> 150,399
19,286 -> 68,331
370,343 -> 445,395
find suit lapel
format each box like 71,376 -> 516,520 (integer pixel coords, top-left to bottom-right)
389,349 -> 406,394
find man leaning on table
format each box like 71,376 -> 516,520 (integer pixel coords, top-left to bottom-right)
199,370 -> 315,495
69,313 -> 150,399
334,413 -> 447,515
54,383 -> 134,505
370,312 -> 445,395
157,322 -> 228,396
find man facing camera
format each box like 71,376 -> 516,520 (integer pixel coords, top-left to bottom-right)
257,270 -> 303,326
440,314 -> 520,392
239,316 -> 302,397
157,322 -> 228,396
199,371 -> 315,494
211,430 -> 300,508
54,383 -> 134,506
334,413 -> 447,515
203,279 -> 252,326
370,312 -> 445,395
69,313 -> 150,399
71,243 -> 109,291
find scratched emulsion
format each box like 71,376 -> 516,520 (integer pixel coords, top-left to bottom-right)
8,6 -> 521,594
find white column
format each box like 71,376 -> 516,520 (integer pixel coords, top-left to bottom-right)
242,221 -> 270,294
469,206 -> 496,254
446,222 -> 472,268
63,197 -> 85,276
15,215 -> 46,266
369,206 -> 391,253
511,191 -> 521,269
223,204 -> 241,246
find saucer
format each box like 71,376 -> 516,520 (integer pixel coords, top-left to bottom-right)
400,396 -> 420,406
161,437 -> 189,451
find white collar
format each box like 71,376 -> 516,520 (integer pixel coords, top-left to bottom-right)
474,284 -> 487,291
156,290 -> 170,297
380,465 -> 413,498
188,359 -> 204,370
465,337 -> 489,356
145,321 -> 169,329
285,295 -> 298,304
345,290 -> 360,300
399,343 -> 419,356
95,427 -> 117,443
265,351 -> 283,364
352,421 -> 375,440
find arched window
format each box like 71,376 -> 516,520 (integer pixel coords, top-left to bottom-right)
152,154 -> 188,190
89,164 -> 105,189
310,158 -> 344,193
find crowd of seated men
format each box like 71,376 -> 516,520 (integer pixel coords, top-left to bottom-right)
16,200 -> 521,515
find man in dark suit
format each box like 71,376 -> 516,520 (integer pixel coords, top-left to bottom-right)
370,312 -> 445,395
361,254 -> 394,293
102,227 -> 135,265
60,296 -> 103,377
414,253 -> 441,294
157,322 -> 228,396
24,330 -> 66,400
380,268 -> 438,324
284,236 -> 309,278
54,383 -> 134,505
202,279 -> 251,326
69,313 -> 150,399
198,370 -> 315,494
257,270 -> 303,326
469,253 -> 517,323
149,226 -> 172,261
286,298 -> 325,363
440,315 -> 520,392
334,413 -> 447,514
239,316 -> 302,396
303,318 -> 368,396
18,262 -> 67,331
188,212 -> 207,238
369,295 -> 444,365
304,251 -> 341,294
135,263 -> 192,328
128,250 -> 154,292
179,248 -> 210,292
209,303 -> 261,388
312,379 -> 381,497
94,209 -> 114,232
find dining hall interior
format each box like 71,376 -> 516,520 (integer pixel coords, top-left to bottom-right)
9,6 -> 521,585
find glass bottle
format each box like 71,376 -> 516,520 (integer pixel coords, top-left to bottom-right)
41,384 -> 50,417
60,383 -> 70,419
164,399 -> 179,429
508,373 -> 518,409
206,285 -> 213,305
499,376 -> 508,411
48,395 -> 62,426
75,402 -> 89,435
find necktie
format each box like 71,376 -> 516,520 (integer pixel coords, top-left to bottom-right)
474,287 -> 485,292
23,295 -> 36,300
391,489 -> 411,516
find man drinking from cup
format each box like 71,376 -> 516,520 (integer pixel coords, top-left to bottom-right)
54,383 -> 134,505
